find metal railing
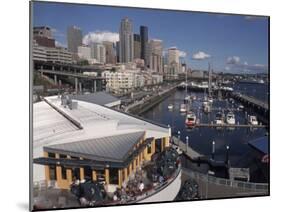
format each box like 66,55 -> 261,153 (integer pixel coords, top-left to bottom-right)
182,167 -> 268,192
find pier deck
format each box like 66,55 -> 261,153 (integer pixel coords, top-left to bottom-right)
230,92 -> 268,111
195,123 -> 267,128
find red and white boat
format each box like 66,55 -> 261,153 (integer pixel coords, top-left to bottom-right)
185,111 -> 196,127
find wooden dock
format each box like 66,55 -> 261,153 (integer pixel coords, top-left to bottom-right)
172,136 -> 228,168
195,123 -> 267,128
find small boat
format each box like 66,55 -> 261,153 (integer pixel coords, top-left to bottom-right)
168,104 -> 173,110
208,97 -> 213,103
248,115 -> 258,125
226,112 -> 235,125
184,95 -> 190,103
204,104 -> 211,113
238,104 -> 244,110
215,112 -> 224,125
185,111 -> 196,127
191,95 -> 197,101
180,104 -> 187,113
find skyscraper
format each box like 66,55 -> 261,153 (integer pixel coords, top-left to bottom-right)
140,26 -> 148,65
148,39 -> 163,73
168,47 -> 180,77
33,26 -> 55,47
90,43 -> 106,64
67,26 -> 82,53
103,41 -> 116,64
119,17 -> 134,63
133,34 -> 141,59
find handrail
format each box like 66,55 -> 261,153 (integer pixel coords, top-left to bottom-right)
182,167 -> 268,191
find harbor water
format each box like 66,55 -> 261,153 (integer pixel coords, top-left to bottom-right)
141,82 -> 269,183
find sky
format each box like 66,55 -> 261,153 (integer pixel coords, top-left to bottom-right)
32,1 -> 269,73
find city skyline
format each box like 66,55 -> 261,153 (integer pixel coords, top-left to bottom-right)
33,1 -> 269,73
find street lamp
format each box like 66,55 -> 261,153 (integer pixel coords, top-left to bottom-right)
212,141 -> 215,160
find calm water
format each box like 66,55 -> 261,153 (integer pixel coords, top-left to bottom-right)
232,82 -> 269,102
142,83 -> 269,183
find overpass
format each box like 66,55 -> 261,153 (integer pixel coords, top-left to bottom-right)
33,61 -> 106,93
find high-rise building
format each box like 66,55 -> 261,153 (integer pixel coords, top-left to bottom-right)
167,47 -> 180,78
33,26 -> 55,47
116,41 -> 120,63
133,34 -> 141,59
140,26 -> 148,65
168,47 -> 180,65
77,45 -> 91,61
90,43 -> 106,64
148,39 -> 163,73
103,41 -> 116,64
119,17 -> 134,63
67,26 -> 82,53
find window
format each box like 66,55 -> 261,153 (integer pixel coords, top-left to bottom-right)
147,144 -> 152,154
109,168 -> 119,185
49,165 -> 57,180
60,154 -> 67,180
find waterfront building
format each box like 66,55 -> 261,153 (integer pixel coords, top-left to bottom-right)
119,17 -> 134,63
33,96 -> 172,191
140,26 -> 148,65
148,39 -> 163,73
45,47 -> 72,64
67,26 -> 82,53
32,40 -> 47,62
32,40 -> 72,63
33,26 -> 55,47
77,45 -> 91,61
133,34 -> 141,59
90,43 -> 106,64
103,41 -> 116,64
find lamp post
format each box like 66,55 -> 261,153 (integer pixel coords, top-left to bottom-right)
212,141 -> 215,160
225,145 -> 230,165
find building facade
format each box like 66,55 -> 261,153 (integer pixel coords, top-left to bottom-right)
103,41 -> 116,64
119,17 -> 134,63
33,26 -> 55,48
140,26 -> 148,65
90,43 -> 106,64
77,45 -> 91,61
45,47 -> 73,64
148,39 -> 163,73
67,26 -> 82,53
133,34 -> 141,59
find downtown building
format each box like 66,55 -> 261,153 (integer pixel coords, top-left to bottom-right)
103,41 -> 116,64
33,26 -> 55,48
148,39 -> 163,73
67,26 -> 83,54
133,34 -> 141,59
33,40 -> 72,64
119,17 -> 134,63
90,43 -> 106,64
166,47 -> 180,79
140,26 -> 148,66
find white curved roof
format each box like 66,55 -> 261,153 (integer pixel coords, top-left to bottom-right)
33,95 -> 170,181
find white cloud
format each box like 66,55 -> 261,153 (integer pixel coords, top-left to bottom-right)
179,50 -> 187,58
227,56 -> 240,64
83,31 -> 119,45
192,51 -> 211,60
55,41 -> 66,48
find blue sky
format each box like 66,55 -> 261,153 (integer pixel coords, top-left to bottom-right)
33,1 -> 269,73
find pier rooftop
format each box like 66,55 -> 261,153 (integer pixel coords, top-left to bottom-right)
33,95 -> 170,182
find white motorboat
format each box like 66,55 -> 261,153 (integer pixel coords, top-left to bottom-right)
185,111 -> 196,127
238,104 -> 244,110
180,104 -> 187,113
226,112 -> 235,125
248,115 -> 258,125
168,104 -> 173,110
203,101 -> 211,113
215,112 -> 224,125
